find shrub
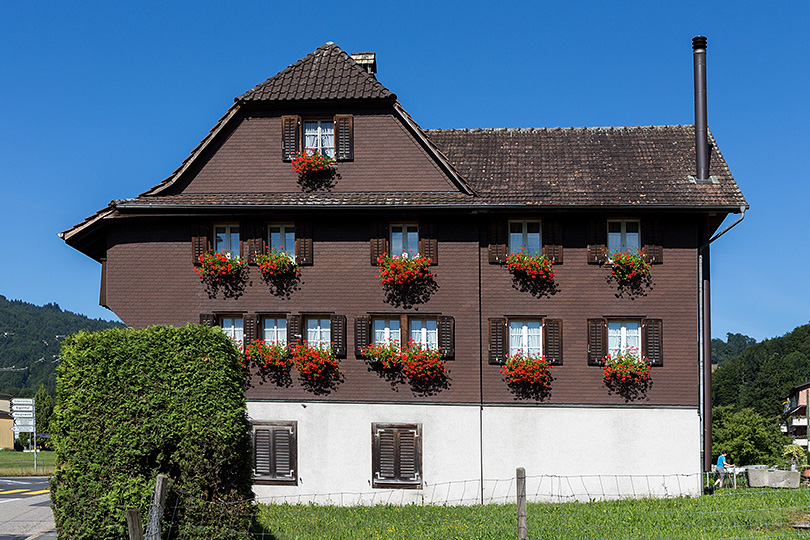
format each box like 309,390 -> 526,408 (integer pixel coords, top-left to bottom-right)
51,325 -> 254,539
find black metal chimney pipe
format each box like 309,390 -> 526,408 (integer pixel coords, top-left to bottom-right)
693,36 -> 709,182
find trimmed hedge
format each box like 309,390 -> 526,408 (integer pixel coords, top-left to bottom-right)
51,325 -> 254,539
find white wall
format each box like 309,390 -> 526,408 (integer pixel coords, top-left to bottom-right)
248,401 -> 701,505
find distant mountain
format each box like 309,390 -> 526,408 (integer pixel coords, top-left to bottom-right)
713,324 -> 810,418
0,295 -> 123,396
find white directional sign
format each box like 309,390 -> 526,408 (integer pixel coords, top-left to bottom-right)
11,426 -> 32,432
12,405 -> 34,412
11,411 -> 34,418
14,418 -> 35,426
11,398 -> 34,405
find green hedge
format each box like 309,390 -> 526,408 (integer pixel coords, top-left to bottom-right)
51,325 -> 254,539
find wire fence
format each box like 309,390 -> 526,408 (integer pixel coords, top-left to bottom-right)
140,471 -> 810,540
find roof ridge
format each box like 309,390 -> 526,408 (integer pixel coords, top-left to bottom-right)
425,124 -> 692,133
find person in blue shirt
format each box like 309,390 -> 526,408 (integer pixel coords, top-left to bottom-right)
713,451 -> 733,488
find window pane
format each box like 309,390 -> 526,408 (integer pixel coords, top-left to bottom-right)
304,122 -> 318,152
215,226 -> 227,253
229,228 -> 240,257
607,321 -> 622,356
263,318 -> 287,344
625,221 -> 640,233
509,321 -> 523,355
222,317 -> 243,344
526,321 -> 542,355
374,319 -> 401,344
626,322 -> 641,354
526,230 -> 541,255
406,228 -> 419,256
526,222 -> 540,234
410,319 -> 437,349
626,228 -> 640,252
391,226 -> 404,256
321,122 -> 335,158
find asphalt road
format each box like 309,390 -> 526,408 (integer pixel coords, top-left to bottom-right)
0,477 -> 56,540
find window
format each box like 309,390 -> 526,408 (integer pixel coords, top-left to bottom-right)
304,120 -> 335,158
373,318 -> 401,345
607,220 -> 640,254
305,317 -> 331,348
220,316 -> 244,346
391,225 -> 419,257
372,423 -> 421,489
263,317 -> 287,344
268,224 -> 295,258
509,221 -> 541,255
509,320 -> 543,356
607,320 -> 641,357
409,318 -> 438,350
253,422 -> 297,485
214,224 -> 240,257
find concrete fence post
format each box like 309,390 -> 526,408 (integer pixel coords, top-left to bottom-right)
517,467 -> 527,540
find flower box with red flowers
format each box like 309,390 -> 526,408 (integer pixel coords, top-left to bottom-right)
243,340 -> 292,371
602,348 -> 651,383
255,248 -> 299,278
291,342 -> 339,382
376,253 -> 434,287
606,250 -> 651,283
505,250 -> 555,283
290,151 -> 336,174
195,251 -> 246,281
360,341 -> 403,370
399,340 -> 446,382
500,352 -> 553,387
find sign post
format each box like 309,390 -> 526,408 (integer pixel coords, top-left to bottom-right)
11,398 -> 36,473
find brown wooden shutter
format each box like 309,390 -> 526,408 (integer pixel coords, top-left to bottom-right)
354,315 -> 371,358
587,220 -> 607,264
373,425 -> 420,486
370,222 -> 390,265
488,318 -> 507,365
200,313 -> 216,327
192,223 -> 210,264
542,220 -> 564,263
330,314 -> 347,358
398,429 -> 419,482
587,318 -> 607,365
376,429 -> 397,481
419,222 -> 438,265
295,221 -> 313,266
254,429 -> 272,476
334,114 -> 354,161
438,315 -> 455,359
488,220 -> 508,264
273,427 -> 294,479
242,222 -> 265,263
99,258 -> 107,308
544,319 -> 563,365
642,219 -> 664,264
643,318 -> 664,366
287,314 -> 302,347
243,315 -> 257,345
281,115 -> 301,161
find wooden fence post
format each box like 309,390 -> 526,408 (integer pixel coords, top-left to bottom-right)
145,474 -> 169,540
126,508 -> 144,540
517,467 -> 527,540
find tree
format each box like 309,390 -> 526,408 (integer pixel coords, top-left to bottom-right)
712,332 -> 756,366
34,383 -> 53,435
712,406 -> 787,466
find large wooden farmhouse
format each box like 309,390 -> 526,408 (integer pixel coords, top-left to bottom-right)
61,39 -> 747,503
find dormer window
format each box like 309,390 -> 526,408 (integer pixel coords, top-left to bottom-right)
304,120 -> 335,158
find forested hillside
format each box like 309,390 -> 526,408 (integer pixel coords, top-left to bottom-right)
711,333 -> 757,366
0,295 -> 123,396
713,324 -> 810,418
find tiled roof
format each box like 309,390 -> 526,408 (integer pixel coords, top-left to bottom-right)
237,43 -> 395,102
425,125 -> 747,208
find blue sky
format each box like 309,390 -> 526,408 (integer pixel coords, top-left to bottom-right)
1,1 -> 807,342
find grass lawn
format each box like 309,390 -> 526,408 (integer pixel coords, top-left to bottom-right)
257,488 -> 810,539
0,450 -> 55,476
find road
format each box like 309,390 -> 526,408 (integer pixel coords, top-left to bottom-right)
0,477 -> 56,540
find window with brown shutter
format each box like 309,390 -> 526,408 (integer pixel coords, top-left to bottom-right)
488,220 -> 508,264
437,315 -> 455,359
243,315 -> 258,345
488,318 -> 508,365
372,423 -> 421,489
642,220 -> 664,264
295,221 -> 313,266
542,220 -> 564,263
642,318 -> 664,366
253,422 -> 297,485
334,114 -> 354,161
330,314 -> 347,358
287,314 -> 302,347
589,317 -> 663,366
354,315 -> 372,358
587,318 -> 607,365
281,115 -> 301,161
544,319 -> 563,365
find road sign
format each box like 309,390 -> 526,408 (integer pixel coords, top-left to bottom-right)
11,426 -> 33,432
12,405 -> 34,412
11,398 -> 34,405
11,411 -> 34,418
14,418 -> 35,426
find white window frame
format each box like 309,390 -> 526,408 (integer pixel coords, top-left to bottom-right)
304,120 -> 335,158
390,224 -> 419,257
607,319 -> 642,358
373,318 -> 401,345
268,224 -> 296,259
214,224 -> 240,257
508,319 -> 543,357
219,316 -> 244,347
305,317 -> 331,348
262,317 -> 287,345
607,220 -> 640,254
508,220 -> 542,255
409,318 -> 438,350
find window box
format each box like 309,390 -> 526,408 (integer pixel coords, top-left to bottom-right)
361,340 -> 403,370
399,340 -> 447,383
243,340 -> 292,371
505,250 -> 555,283
376,253 -> 434,287
195,251 -> 246,282
500,352 -> 553,388
606,250 -> 651,284
255,248 -> 300,278
602,348 -> 651,383
290,151 -> 336,174
291,342 -> 339,383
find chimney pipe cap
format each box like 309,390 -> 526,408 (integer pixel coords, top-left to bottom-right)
692,36 -> 707,51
